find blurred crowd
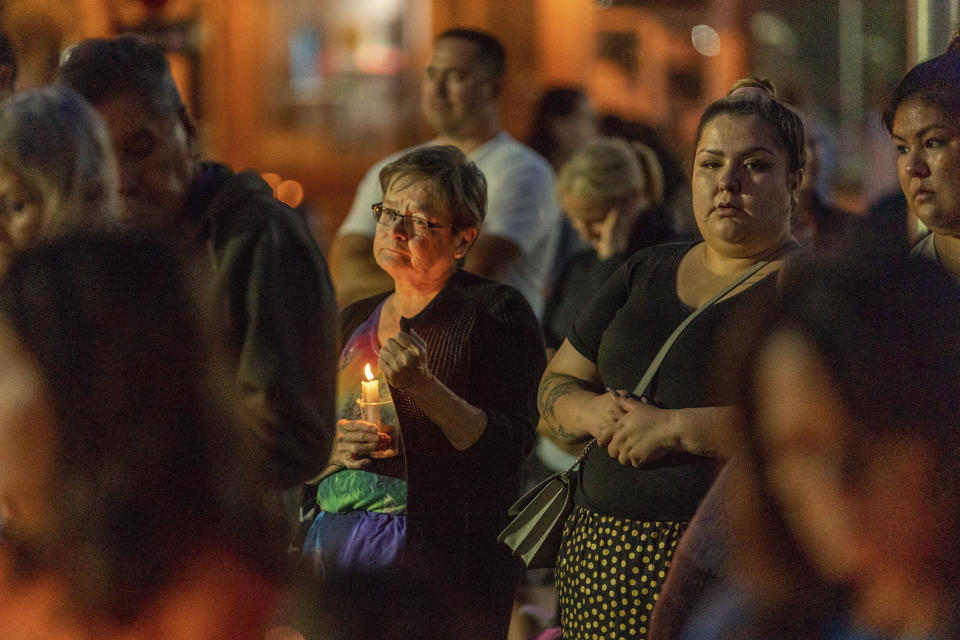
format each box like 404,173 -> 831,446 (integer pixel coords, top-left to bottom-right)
0,22 -> 958,640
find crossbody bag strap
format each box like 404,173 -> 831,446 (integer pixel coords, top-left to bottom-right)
632,257 -> 771,398
565,256 -> 774,473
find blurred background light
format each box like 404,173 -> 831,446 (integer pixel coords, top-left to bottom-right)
750,11 -> 797,56
691,24 -> 721,57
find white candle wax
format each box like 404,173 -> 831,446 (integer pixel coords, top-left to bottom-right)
361,377 -> 381,425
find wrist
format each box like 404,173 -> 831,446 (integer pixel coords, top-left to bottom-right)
400,370 -> 438,401
662,407 -> 685,451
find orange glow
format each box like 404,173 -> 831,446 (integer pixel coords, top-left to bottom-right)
275,180 -> 304,208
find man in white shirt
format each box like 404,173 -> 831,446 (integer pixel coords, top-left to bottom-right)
331,28 -> 559,317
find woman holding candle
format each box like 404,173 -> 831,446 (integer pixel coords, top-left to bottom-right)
302,145 -> 545,639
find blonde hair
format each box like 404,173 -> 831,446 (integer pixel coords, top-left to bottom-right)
557,137 -> 664,210
0,84 -> 118,240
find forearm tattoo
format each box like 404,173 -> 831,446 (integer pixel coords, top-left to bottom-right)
550,421 -> 584,443
538,373 -> 591,440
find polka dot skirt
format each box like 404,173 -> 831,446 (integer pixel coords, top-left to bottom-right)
555,505 -> 686,640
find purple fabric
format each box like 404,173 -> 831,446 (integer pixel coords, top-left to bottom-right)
303,510 -> 406,578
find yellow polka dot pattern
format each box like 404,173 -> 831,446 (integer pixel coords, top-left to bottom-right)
555,505 -> 685,640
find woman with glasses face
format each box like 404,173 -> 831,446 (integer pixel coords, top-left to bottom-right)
302,145 -> 545,639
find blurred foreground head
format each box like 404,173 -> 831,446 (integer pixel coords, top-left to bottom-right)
0,234 -> 283,636
734,253 -> 960,636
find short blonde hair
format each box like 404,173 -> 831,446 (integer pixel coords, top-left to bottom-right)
378,145 -> 486,229
557,137 -> 663,209
0,84 -> 119,240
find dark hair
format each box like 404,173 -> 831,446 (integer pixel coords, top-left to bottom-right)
56,34 -> 185,119
882,36 -> 960,133
527,87 -> 588,162
730,254 -> 960,611
0,234 -> 283,624
0,29 -> 17,83
694,92 -> 806,174
599,115 -> 687,202
436,28 -> 506,81
748,255 -> 960,453
378,145 -> 487,229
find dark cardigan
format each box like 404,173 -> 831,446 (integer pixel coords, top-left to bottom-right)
338,268 -> 544,637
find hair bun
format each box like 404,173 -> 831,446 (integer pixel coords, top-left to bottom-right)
726,76 -> 778,99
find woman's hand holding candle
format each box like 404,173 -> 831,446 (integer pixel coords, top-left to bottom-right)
330,418 -> 382,469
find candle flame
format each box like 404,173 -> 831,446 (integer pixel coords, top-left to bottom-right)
364,363 -> 374,381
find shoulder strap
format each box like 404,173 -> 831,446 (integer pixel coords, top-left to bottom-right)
566,257 -> 773,472
632,257 -> 770,398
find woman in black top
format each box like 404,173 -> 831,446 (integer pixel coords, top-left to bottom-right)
538,89 -> 804,639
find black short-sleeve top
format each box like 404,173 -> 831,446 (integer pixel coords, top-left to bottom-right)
567,242 -> 779,521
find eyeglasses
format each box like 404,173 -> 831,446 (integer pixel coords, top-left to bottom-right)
372,203 -> 452,235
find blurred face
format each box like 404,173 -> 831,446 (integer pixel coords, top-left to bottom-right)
561,190 -> 611,249
892,99 -> 960,237
373,176 -> 477,289
93,92 -> 195,231
552,97 -> 598,161
753,330 -> 858,582
0,167 -> 44,267
0,322 -> 86,640
421,38 -> 497,138
692,114 -> 796,257
0,318 -> 56,568
754,330 -> 941,633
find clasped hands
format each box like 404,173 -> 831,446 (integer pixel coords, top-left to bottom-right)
587,390 -> 673,468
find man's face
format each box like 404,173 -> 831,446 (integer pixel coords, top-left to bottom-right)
94,92 -> 195,231
421,37 -> 497,138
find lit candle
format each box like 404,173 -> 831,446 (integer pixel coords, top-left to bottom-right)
361,363 -> 381,425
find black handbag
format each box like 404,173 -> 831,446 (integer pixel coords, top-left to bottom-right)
498,256 -> 774,569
